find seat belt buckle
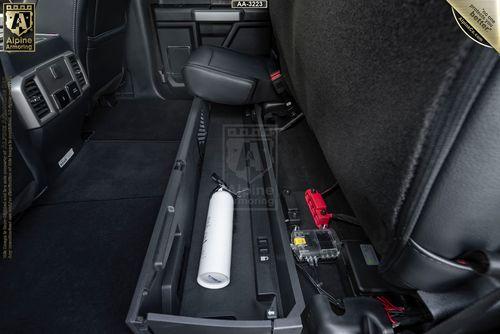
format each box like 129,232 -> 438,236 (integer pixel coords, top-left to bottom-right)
270,70 -> 287,95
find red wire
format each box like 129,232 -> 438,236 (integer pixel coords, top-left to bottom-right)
376,296 -> 405,327
376,296 -> 405,312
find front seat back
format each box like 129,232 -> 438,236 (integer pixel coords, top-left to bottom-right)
36,0 -> 129,100
1,66 -> 47,216
269,0 -> 499,291
11,111 -> 48,216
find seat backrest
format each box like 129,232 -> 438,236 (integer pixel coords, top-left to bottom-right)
36,0 -> 129,99
269,0 -> 499,291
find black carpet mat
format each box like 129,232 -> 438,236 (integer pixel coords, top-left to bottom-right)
0,98 -> 191,333
277,120 -> 338,192
38,141 -> 178,204
0,198 -> 161,334
85,98 -> 191,141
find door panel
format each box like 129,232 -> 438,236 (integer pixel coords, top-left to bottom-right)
152,1 -> 272,94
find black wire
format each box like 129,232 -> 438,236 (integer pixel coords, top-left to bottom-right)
333,214 -> 360,226
319,183 -> 360,226
295,263 -> 345,310
321,182 -> 339,197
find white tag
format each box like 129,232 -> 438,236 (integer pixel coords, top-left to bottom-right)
58,148 -> 74,168
231,0 -> 268,9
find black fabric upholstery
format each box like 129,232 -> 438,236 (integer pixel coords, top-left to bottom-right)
183,46 -> 279,105
269,0 -> 499,291
36,0 -> 129,99
411,66 -> 500,258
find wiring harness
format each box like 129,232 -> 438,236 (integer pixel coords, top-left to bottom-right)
295,262 -> 345,311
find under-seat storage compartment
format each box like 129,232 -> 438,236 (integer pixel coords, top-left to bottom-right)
127,99 -> 304,334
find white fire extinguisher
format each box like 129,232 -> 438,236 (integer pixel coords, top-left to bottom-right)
197,174 -> 239,289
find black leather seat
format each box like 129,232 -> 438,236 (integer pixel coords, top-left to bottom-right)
268,0 -> 499,292
36,0 -> 129,100
183,46 -> 279,105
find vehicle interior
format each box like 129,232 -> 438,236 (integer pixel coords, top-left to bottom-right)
1,0 -> 499,333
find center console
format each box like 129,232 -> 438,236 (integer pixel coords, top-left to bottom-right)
127,99 -> 305,334
2,35 -> 90,177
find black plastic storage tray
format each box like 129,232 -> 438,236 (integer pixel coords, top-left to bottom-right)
127,99 -> 304,334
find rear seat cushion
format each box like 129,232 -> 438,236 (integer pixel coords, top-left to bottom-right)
183,46 -> 279,105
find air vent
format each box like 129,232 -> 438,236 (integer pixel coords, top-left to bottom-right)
68,55 -> 86,87
24,78 -> 50,120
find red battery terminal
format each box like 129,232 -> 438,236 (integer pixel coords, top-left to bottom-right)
305,189 -> 333,229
